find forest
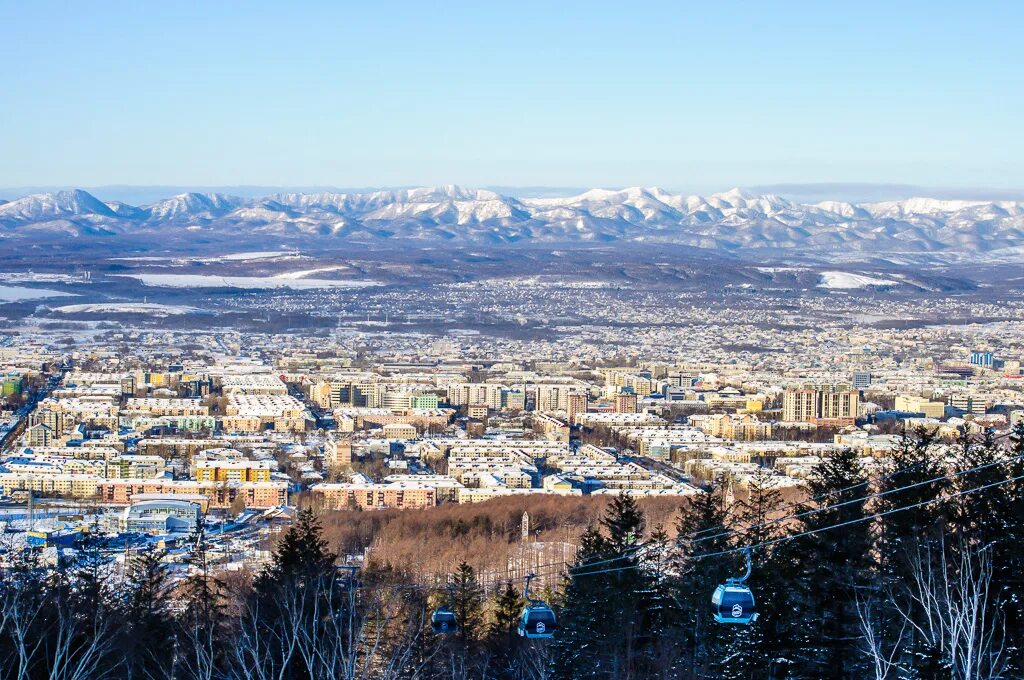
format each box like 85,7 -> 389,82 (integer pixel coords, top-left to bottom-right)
0,424 -> 1022,680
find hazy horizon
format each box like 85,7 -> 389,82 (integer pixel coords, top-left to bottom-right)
3,182 -> 1024,206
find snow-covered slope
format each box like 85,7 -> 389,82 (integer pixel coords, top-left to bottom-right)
143,192 -> 246,221
0,186 -> 1021,259
0,189 -> 117,221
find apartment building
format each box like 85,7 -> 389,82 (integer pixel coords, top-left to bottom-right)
614,392 -> 639,414
324,434 -> 353,470
223,394 -> 306,433
311,481 -> 436,510
446,382 -> 505,409
782,388 -> 818,423
96,479 -> 287,509
689,413 -> 772,441
219,374 -> 289,396
566,392 -> 588,424
123,398 -> 209,417
195,459 -> 274,482
782,386 -> 859,425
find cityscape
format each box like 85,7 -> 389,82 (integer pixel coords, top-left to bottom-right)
0,244 -> 1020,677
3,1 -> 1024,678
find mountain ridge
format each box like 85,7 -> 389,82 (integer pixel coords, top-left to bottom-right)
0,185 -> 1021,259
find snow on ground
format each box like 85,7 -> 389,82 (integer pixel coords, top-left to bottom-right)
53,303 -> 202,315
271,265 -> 348,279
755,266 -> 808,273
0,272 -> 89,284
211,251 -> 298,261
111,251 -> 301,264
0,286 -> 78,302
817,271 -> 898,290
115,273 -> 378,289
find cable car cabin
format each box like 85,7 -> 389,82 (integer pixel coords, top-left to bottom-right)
518,603 -> 558,639
712,583 -> 757,625
431,608 -> 459,634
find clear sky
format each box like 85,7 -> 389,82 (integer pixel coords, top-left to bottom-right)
1,1 -> 1022,195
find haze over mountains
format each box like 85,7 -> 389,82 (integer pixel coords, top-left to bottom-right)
1,185 -> 1022,261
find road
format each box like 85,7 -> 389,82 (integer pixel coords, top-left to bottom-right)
289,384 -> 335,430
0,368 -> 67,452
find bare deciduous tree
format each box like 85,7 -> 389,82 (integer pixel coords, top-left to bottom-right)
891,535 -> 1008,680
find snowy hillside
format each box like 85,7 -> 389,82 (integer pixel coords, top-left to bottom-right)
0,185 -> 1021,260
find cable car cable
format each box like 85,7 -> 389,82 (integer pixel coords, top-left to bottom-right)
569,468 -> 1024,579
681,427 -> 1016,542
681,442 -> 1024,548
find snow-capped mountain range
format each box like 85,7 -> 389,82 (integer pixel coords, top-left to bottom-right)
1,186 -> 1021,259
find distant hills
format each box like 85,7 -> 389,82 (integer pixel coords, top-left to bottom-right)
1,185 -> 1022,260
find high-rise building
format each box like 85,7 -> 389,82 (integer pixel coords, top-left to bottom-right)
502,389 -> 526,411
970,351 -> 995,367
567,392 -> 588,424
534,384 -> 574,413
783,386 -> 858,424
852,372 -> 872,389
447,383 -> 504,409
782,388 -> 818,423
324,434 -> 353,470
820,386 -> 859,423
614,391 -> 638,414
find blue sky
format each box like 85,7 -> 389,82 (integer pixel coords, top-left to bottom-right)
1,1 -> 1022,195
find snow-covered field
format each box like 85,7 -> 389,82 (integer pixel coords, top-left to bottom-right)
115,273 -> 377,289
0,272 -> 89,284
110,251 -> 301,264
0,285 -> 78,302
206,251 -> 299,262
818,271 -> 897,290
755,266 -> 808,273
270,265 -> 348,279
53,303 -> 202,315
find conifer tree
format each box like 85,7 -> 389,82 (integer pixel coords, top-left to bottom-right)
551,525 -> 611,679
552,493 -> 659,679
644,524 -> 685,678
487,581 -> 527,679
257,507 -> 337,590
672,483 -> 733,677
450,561 -> 485,643
717,467 -> 788,680
876,427 -> 949,678
177,518 -> 224,680
949,426 -> 1009,544
877,427 -> 948,568
789,448 -> 873,679
490,581 -> 526,640
1006,423 -> 1024,672
120,549 -> 176,680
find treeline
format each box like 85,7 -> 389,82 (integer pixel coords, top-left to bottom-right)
1,425 -> 1022,679
318,494 -> 683,582
551,425 -> 1024,679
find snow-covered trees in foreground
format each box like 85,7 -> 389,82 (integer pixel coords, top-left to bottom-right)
1,424 -> 1022,679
